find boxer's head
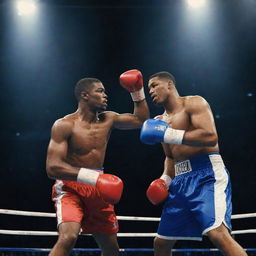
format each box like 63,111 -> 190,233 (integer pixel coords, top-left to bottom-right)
149,72 -> 176,86
75,78 -> 102,101
75,78 -> 108,111
148,72 -> 176,105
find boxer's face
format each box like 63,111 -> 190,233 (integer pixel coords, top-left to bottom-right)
83,82 -> 108,111
148,77 -> 169,105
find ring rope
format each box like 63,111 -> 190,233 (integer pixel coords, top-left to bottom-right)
0,209 -> 255,237
1,209 -> 256,220
0,230 -> 157,236
0,209 -> 159,221
0,229 -> 255,236
0,247 -> 255,252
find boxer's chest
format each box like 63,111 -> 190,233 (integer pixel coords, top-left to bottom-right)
162,110 -> 190,130
69,121 -> 111,153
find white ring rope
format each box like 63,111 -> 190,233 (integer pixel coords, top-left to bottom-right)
0,209 -> 256,236
0,209 -> 160,221
1,209 -> 256,220
0,209 -> 55,218
0,230 -> 157,237
0,229 -> 256,236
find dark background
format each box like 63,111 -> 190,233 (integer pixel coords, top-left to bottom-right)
0,0 -> 255,250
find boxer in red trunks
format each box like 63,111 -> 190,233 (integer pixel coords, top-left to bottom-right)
46,70 -> 149,256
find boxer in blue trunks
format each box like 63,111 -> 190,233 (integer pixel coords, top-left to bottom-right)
140,72 -> 247,256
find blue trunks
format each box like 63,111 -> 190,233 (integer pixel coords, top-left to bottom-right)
157,153 -> 232,241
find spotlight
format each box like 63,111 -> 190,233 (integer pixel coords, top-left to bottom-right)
187,0 -> 206,8
16,0 -> 37,16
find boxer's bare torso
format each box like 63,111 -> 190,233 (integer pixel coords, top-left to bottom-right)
157,96 -> 219,161
55,111 -> 116,169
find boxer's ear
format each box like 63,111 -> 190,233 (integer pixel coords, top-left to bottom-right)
167,80 -> 173,89
81,91 -> 89,100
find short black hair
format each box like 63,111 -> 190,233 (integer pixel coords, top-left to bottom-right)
74,77 -> 101,101
150,71 -> 176,85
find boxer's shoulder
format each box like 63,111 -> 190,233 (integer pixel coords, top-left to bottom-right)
184,95 -> 207,106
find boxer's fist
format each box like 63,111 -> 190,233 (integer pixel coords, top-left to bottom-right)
140,119 -> 169,145
119,69 -> 145,101
140,119 -> 185,145
146,179 -> 168,205
77,168 -> 123,204
96,174 -> 123,204
119,69 -> 143,92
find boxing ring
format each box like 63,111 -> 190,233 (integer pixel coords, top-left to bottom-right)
0,209 -> 256,255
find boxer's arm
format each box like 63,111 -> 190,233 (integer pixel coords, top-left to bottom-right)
140,97 -> 218,147
162,144 -> 175,179
46,119 -> 79,180
182,96 -> 218,147
146,145 -> 174,205
112,69 -> 149,129
157,145 -> 174,185
112,100 -> 150,129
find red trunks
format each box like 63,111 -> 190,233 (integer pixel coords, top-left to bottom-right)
52,180 -> 118,234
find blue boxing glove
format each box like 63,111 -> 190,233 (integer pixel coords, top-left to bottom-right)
140,119 -> 185,145
140,119 -> 169,145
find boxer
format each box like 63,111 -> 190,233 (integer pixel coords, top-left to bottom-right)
46,70 -> 149,256
140,71 -> 247,256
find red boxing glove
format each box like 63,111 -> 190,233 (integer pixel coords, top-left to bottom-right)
119,69 -> 145,101
119,69 -> 143,92
146,179 -> 168,205
96,174 -> 123,204
77,168 -> 123,204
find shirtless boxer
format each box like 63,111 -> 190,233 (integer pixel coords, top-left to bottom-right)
140,72 -> 247,256
46,70 -> 149,256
